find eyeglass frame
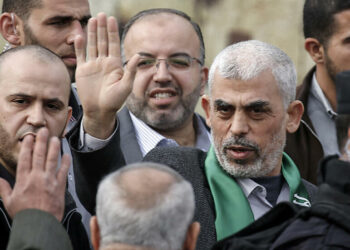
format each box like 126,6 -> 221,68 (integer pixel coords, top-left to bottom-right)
123,52 -> 204,71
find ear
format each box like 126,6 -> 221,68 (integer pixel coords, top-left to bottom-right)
90,216 -> 100,250
182,222 -> 200,250
0,13 -> 22,46
201,95 -> 211,128
62,107 -> 72,137
286,100 -> 304,133
304,38 -> 325,64
199,66 -> 209,96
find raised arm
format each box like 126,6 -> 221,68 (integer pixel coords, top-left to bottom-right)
74,13 -> 139,139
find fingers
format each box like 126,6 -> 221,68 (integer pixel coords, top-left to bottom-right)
121,53 -> 140,91
107,16 -> 121,61
45,137 -> 61,176
56,154 -> 70,190
75,34 -> 86,65
87,17 -> 97,59
97,13 -> 108,57
15,134 -> 34,182
0,178 -> 12,202
32,128 -> 49,172
85,13 -> 121,60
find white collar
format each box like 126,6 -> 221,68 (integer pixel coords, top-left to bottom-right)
311,73 -> 337,119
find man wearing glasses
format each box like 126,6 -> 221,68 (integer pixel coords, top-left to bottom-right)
76,9 -> 211,164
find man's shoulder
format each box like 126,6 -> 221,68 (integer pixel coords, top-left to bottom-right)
296,67 -> 315,102
301,178 -> 318,201
143,146 -> 207,176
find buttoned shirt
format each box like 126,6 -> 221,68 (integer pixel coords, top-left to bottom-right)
237,178 -> 290,220
307,73 -> 339,156
79,112 -> 211,154
130,112 -> 211,156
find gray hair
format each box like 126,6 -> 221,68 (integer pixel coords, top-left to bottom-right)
208,40 -> 296,108
96,162 -> 195,250
121,8 -> 205,65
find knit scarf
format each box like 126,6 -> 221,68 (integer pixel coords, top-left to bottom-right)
204,146 -> 310,240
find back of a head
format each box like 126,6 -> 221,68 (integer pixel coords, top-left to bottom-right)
96,163 -> 195,250
208,40 -> 296,109
303,0 -> 350,45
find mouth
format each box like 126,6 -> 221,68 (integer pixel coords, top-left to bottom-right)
224,145 -> 256,161
148,89 -> 178,106
61,54 -> 77,65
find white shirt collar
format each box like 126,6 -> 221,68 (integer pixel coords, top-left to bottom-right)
129,111 -> 211,156
311,73 -> 337,119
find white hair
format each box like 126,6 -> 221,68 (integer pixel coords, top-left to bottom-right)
96,162 -> 195,250
208,40 -> 297,108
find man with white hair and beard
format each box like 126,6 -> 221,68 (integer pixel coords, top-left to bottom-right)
143,40 -> 317,247
71,39 -> 317,249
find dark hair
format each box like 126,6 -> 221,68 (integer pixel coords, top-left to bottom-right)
121,8 -> 205,65
2,0 -> 42,20
336,114 -> 350,154
303,0 -> 350,46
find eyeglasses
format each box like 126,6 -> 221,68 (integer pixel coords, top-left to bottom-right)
123,54 -> 203,72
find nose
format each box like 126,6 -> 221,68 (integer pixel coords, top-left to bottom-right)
27,104 -> 47,128
229,111 -> 249,136
153,60 -> 172,83
67,20 -> 85,45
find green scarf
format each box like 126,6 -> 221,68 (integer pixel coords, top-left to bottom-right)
204,146 -> 310,241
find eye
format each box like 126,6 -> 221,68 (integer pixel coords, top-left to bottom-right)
80,18 -> 89,28
215,104 -> 234,119
11,98 -> 28,105
137,58 -> 156,69
49,19 -> 70,27
46,102 -> 62,111
169,56 -> 191,68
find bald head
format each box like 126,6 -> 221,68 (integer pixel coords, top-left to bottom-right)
95,163 -> 195,250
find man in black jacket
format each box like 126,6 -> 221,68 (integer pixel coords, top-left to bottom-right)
0,46 -> 89,250
212,71 -> 350,250
68,21 -> 317,249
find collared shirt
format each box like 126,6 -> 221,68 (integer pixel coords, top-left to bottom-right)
79,112 -> 211,154
237,178 -> 290,220
130,111 -> 211,156
307,73 -> 339,156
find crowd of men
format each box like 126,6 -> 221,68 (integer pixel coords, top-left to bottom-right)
0,0 -> 349,249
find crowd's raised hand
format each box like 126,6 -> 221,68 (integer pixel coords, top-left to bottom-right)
74,13 -> 139,139
0,128 -> 70,221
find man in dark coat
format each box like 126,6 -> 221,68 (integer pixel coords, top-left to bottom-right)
285,0 -> 350,184
68,22 -> 317,249
0,46 -> 89,250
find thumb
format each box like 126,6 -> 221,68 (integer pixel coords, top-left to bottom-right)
0,178 -> 12,203
119,53 -> 140,95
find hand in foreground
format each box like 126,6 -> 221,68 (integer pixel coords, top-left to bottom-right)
0,128 -> 70,221
75,13 -> 139,139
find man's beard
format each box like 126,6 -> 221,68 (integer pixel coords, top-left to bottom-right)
23,23 -> 76,82
212,127 -> 286,178
0,123 -> 66,173
0,124 -> 19,172
126,82 -> 202,131
324,49 -> 339,83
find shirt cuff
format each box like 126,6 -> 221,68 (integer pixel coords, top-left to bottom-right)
79,118 -> 118,151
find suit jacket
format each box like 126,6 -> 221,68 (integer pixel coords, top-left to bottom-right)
69,126 -> 317,250
117,107 -> 143,163
117,106 -> 210,164
6,209 -> 73,250
285,67 -> 324,185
